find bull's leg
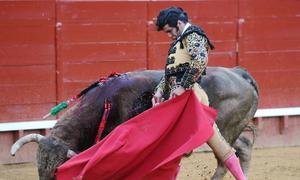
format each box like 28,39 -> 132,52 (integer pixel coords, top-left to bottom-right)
233,134 -> 254,177
211,134 -> 254,180
211,159 -> 227,180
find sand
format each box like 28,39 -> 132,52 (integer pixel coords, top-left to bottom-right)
1,147 -> 299,180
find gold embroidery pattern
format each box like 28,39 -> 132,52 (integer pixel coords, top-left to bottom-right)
154,75 -> 166,94
181,33 -> 208,89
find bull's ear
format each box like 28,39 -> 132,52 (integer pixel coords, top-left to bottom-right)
67,149 -> 77,158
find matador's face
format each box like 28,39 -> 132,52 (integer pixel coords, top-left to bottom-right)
163,24 -> 179,40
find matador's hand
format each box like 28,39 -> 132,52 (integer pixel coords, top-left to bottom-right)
152,89 -> 164,107
169,86 -> 185,99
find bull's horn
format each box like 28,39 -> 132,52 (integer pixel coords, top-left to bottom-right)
10,134 -> 45,156
67,149 -> 77,158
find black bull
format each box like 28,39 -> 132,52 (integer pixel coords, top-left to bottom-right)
11,67 -> 259,180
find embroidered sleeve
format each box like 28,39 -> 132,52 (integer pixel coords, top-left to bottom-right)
154,75 -> 166,94
180,33 -> 208,89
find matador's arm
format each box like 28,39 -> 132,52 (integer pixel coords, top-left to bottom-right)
180,32 -> 209,89
154,75 -> 166,94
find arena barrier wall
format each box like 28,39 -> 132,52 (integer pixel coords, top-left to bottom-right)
1,0 -> 299,164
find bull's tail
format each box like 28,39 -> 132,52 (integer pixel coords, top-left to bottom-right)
233,66 -> 259,145
243,124 -> 257,145
233,67 -> 259,96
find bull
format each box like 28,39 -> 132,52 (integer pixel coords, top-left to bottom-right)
10,67 -> 259,180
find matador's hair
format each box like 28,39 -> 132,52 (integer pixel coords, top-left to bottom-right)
156,7 -> 189,31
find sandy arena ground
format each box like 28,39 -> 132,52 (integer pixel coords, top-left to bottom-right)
0,147 -> 299,180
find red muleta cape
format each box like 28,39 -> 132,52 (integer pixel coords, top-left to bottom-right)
56,90 -> 217,180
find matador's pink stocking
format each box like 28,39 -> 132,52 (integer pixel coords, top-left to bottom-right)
224,153 -> 246,180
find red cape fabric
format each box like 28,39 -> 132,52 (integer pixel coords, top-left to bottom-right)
56,90 -> 217,180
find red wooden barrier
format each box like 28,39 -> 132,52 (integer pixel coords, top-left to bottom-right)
0,1 -> 56,122
239,0 -> 300,108
56,1 -> 148,100
1,0 -> 300,164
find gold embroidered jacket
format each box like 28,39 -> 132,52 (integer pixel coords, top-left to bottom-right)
155,25 -> 214,97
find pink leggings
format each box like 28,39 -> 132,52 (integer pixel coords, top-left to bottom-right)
193,86 -> 246,179
207,123 -> 233,161
207,123 -> 246,180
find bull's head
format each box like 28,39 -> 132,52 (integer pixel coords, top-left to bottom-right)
10,134 -> 76,180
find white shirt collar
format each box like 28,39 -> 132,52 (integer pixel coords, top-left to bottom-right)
181,22 -> 191,35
